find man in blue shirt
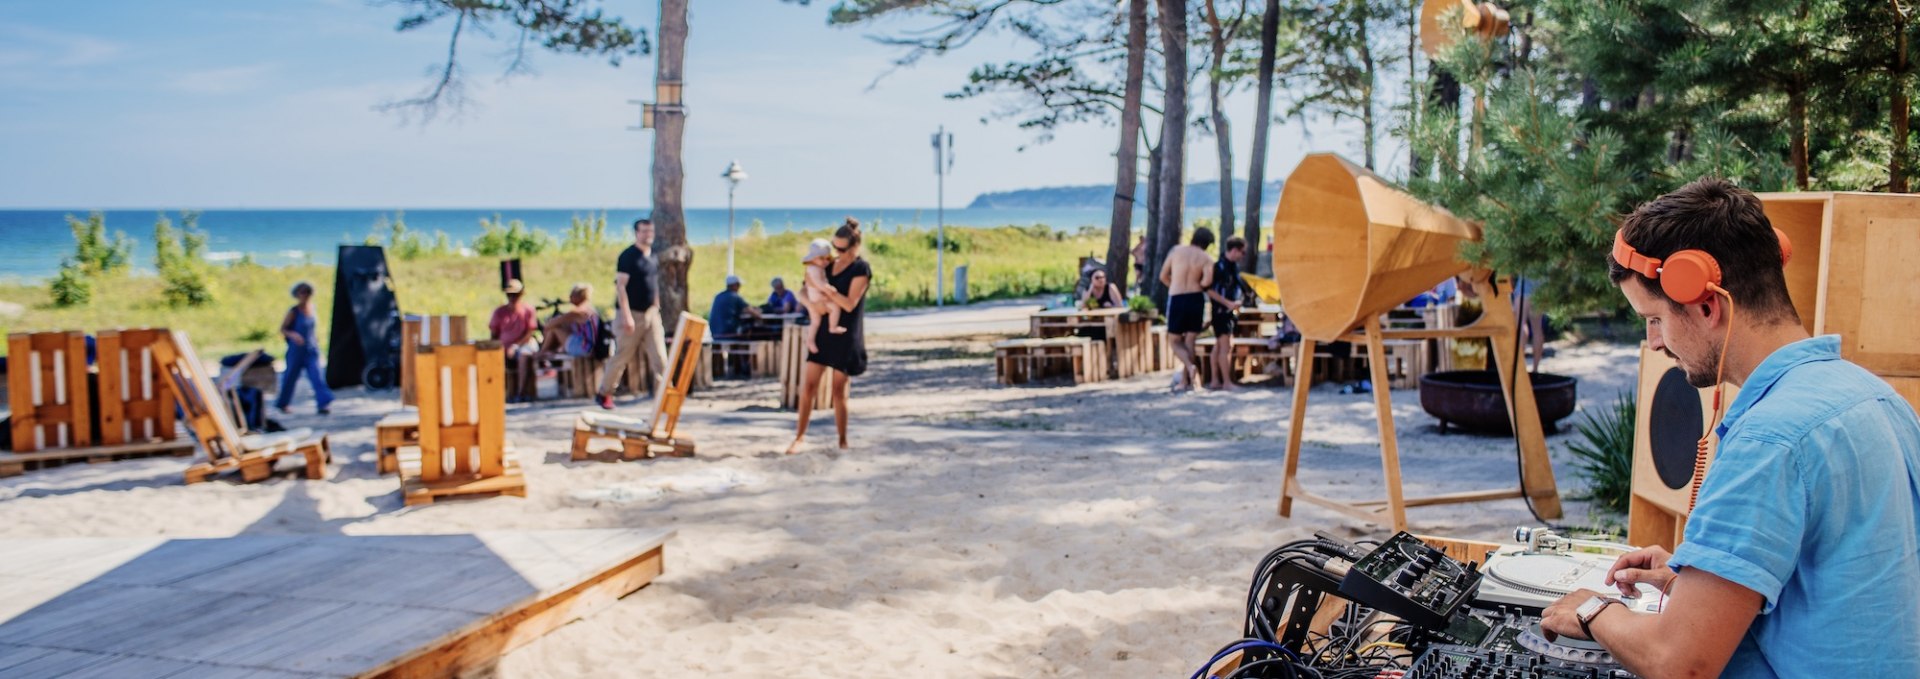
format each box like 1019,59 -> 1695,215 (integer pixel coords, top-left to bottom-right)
709,274 -> 760,340
1538,178 -> 1920,677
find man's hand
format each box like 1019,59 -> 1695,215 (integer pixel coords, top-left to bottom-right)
1228,300 -> 1243,312
1541,589 -> 1611,642
619,313 -> 635,335
1607,545 -> 1675,596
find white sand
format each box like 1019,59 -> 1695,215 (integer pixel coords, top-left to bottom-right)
0,331 -> 1638,677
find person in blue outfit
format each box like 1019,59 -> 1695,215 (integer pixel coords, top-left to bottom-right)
1537,178 -> 1920,678
275,281 -> 333,415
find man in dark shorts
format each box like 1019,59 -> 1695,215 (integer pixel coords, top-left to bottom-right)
1160,227 -> 1215,393
1204,236 -> 1248,390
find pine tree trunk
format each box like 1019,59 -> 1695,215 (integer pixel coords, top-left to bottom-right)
1205,1 -> 1235,245
1107,0 -> 1150,293
1790,84 -> 1810,189
1358,0 -> 1377,169
1144,143 -> 1164,302
1892,0 -> 1911,193
1152,0 -> 1189,308
1244,0 -> 1280,273
653,0 -> 692,324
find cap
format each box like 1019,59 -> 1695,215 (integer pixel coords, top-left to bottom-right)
724,275 -> 742,286
803,238 -> 834,263
503,279 -> 525,294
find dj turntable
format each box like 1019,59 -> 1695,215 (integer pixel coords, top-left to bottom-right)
1477,548 -> 1662,613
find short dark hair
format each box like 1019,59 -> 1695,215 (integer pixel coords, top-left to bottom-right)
1607,178 -> 1798,323
633,218 -> 652,231
1224,236 -> 1247,253
1191,226 -> 1215,249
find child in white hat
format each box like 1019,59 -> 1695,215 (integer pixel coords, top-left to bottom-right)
799,238 -> 846,353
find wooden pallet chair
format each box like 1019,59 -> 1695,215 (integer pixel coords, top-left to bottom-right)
150,330 -> 330,484
400,341 -> 525,505
571,314 -> 706,461
401,314 -> 466,406
991,338 -> 1042,385
1,330 -> 197,477
777,321 -> 833,409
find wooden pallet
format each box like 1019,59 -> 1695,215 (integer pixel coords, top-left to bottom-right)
400,341 -> 524,505
571,411 -> 696,460
95,329 -> 179,446
0,438 -> 195,477
401,314 -> 467,406
7,331 -> 92,452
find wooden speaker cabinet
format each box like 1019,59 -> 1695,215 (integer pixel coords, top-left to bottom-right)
1627,344 -> 1737,551
1629,191 -> 1920,548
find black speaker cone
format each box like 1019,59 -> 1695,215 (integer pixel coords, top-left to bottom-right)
1649,366 -> 1704,490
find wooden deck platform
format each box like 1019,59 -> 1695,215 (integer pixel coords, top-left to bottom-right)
0,528 -> 673,678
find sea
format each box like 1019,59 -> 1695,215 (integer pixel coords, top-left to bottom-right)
0,207 -> 1169,282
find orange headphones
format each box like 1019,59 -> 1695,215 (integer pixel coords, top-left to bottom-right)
1611,228 -> 1793,304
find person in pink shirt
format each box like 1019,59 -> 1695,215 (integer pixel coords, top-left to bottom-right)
490,279 -> 539,402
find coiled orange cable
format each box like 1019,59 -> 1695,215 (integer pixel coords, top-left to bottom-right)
1689,285 -> 1736,513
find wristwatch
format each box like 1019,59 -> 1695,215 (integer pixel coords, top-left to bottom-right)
1575,595 -> 1623,640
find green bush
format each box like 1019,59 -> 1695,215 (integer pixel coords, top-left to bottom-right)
1568,389 -> 1638,514
154,212 -> 216,308
66,212 -> 134,277
473,215 -> 555,257
922,229 -> 969,253
367,212 -> 454,260
561,212 -> 610,252
746,218 -> 767,239
48,259 -> 92,307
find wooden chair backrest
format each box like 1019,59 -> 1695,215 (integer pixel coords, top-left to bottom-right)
150,330 -> 247,462
415,342 -> 506,482
96,328 -> 178,445
402,314 -> 467,406
6,331 -> 92,451
651,313 -> 706,439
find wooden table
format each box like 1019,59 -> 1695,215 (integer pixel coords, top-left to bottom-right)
1028,307 -> 1151,378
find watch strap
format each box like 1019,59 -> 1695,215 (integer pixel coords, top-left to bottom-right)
1578,598 -> 1621,640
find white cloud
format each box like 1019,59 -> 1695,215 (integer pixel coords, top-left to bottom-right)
0,23 -> 123,68
164,63 -> 278,94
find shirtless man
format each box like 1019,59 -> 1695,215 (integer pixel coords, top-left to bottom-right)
1160,227 -> 1215,393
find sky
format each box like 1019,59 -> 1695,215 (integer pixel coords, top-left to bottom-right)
0,1 -> 1388,209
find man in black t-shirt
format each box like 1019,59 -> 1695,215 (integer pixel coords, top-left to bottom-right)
597,218 -> 669,409
1203,237 -> 1248,390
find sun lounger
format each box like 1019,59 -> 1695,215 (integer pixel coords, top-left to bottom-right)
571,313 -> 706,460
150,330 -> 330,484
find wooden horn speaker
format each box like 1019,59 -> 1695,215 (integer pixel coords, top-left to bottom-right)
1270,153 -> 1481,341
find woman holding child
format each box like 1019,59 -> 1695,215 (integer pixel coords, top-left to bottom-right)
787,218 -> 871,454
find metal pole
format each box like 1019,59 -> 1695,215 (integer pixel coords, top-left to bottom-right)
935,125 -> 946,307
726,183 -> 737,276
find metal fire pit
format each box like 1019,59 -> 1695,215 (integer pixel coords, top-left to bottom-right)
1419,370 -> 1578,435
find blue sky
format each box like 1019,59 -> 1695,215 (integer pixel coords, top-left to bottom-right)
0,1 -> 1377,209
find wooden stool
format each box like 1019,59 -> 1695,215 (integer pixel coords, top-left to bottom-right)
374,412 -> 420,475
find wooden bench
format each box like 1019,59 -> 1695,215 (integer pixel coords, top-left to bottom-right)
401,314 -> 466,406
152,330 -> 330,484
1195,336 -> 1298,385
709,338 -> 776,379
993,337 -> 1105,385
399,341 -> 525,505
571,313 -> 708,461
2,330 -> 195,477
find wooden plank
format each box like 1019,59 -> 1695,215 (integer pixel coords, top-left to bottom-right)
1277,338 -> 1317,517
1362,317 -> 1409,530
1352,487 -> 1525,508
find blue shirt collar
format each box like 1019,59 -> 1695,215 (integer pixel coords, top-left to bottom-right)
1717,335 -> 1842,438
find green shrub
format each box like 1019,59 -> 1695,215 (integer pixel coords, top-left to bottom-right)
923,229 -> 968,253
746,218 -> 767,239
473,215 -> 555,257
48,259 -> 92,307
65,212 -> 134,277
1568,389 -> 1638,514
561,212 -> 610,252
154,212 -> 216,307
368,212 -> 454,260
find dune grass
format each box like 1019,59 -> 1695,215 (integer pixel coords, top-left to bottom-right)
0,224 -> 1109,357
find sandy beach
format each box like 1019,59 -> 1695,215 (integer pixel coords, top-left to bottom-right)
0,304 -> 1638,677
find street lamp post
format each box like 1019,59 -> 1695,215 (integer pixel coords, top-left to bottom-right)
722,160 -> 748,276
931,127 -> 953,306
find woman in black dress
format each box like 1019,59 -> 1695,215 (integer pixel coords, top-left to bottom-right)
787,219 -> 872,454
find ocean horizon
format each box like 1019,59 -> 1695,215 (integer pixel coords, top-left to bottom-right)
0,205 -> 1286,283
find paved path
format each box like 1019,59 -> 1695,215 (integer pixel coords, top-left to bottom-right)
864,296 -> 1048,338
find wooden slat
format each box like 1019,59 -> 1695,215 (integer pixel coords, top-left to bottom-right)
403,342 -> 518,503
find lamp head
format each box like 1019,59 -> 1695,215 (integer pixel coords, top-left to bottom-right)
722,160 -> 748,185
